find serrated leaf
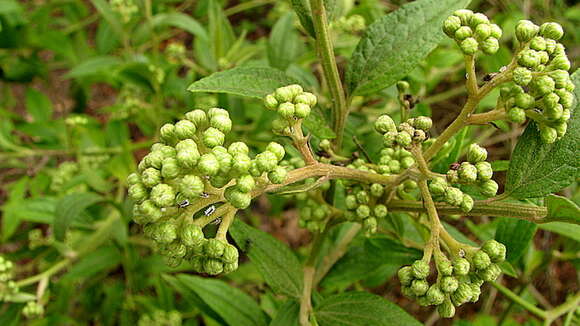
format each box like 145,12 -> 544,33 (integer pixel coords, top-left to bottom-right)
53,192 -> 103,241
25,88 -> 53,122
505,69 -> 580,199
229,219 -> 303,298
314,292 -> 422,326
543,194 -> 580,225
176,274 -> 267,326
495,218 -> 537,264
187,66 -> 298,99
346,0 -> 470,95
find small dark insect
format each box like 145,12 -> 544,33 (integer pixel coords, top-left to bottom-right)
178,199 -> 190,208
204,205 -> 216,216
449,162 -> 461,170
483,73 -> 498,82
403,94 -> 418,109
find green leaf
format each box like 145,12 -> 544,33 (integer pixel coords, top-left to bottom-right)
229,219 -> 303,298
539,222 -> 580,242
314,292 -> 422,326
268,13 -> 302,71
1,177 -> 28,241
289,0 -> 337,38
53,192 -> 103,241
150,12 -> 208,40
62,246 -> 121,281
187,66 -> 298,99
66,56 -> 122,79
176,274 -> 267,326
303,108 -> 336,139
505,69 -> 580,199
543,194 -> 580,225
25,88 -> 53,122
269,300 -> 299,326
346,0 -> 470,95
89,0 -> 123,38
495,218 -> 537,264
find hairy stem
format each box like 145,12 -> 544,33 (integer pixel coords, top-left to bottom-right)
309,0 -> 347,149
299,230 -> 326,326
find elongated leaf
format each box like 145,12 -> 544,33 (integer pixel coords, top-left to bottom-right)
89,0 -> 123,37
229,219 -> 303,298
66,56 -> 122,79
176,274 -> 267,326
162,275 -> 225,324
539,222 -> 580,242
346,0 -> 470,95
62,246 -> 121,281
1,177 -> 28,241
505,69 -> 580,199
188,66 -> 298,99
495,218 -> 537,264
314,292 -> 422,326
268,13 -> 302,70
269,300 -> 300,326
290,0 -> 337,37
151,13 -> 207,40
543,194 -> 580,225
25,88 -> 53,122
53,192 -> 103,241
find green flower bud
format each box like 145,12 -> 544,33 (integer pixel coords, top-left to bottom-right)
175,140 -> 200,170
180,224 -> 204,247
467,143 -> 487,163
451,282 -> 473,306
507,107 -> 527,124
249,161 -> 262,177
481,36 -> 501,55
453,258 -> 471,276
345,195 -> 358,210
429,177 -> 448,196
128,183 -> 148,203
458,162 -> 478,183
554,122 -> 567,138
440,276 -> 459,293
22,301 -> 44,319
127,172 -> 141,186
287,84 -> 304,98
136,200 -> 162,224
313,206 -> 329,220
426,284 -> 445,305
460,37 -> 479,55
549,55 -> 571,71
445,187 -> 464,206
179,174 -> 205,199
264,94 -> 278,110
545,103 -> 564,120
480,179 -> 498,197
234,174 -> 254,193
204,258 -> 224,275
474,23 -> 491,41
160,123 -> 178,145
155,222 -> 178,244
232,154 -> 252,175
227,142 -> 249,157
482,239 -> 507,262
294,103 -> 311,119
479,263 -> 502,282
383,131 -> 397,147
412,260 -> 430,279
139,168 -> 160,188
222,244 -> 239,264
396,81 -> 410,92
202,127 -> 225,148
513,67 -> 533,86
268,167 -> 287,184
514,93 -> 535,109
489,24 -> 502,38
475,161 -> 493,181
225,187 -> 252,209
375,115 -> 397,133
468,283 -> 482,303
278,102 -> 295,119
545,38 -> 557,54
185,109 -> 208,128
410,279 -> 429,296
460,194 -> 474,213
472,250 -> 492,270
143,151 -> 164,170
518,49 -> 541,68
446,169 -> 459,184
161,158 -> 180,179
401,286 -> 416,299
443,15 -> 462,37
256,151 -> 278,172
274,86 -> 295,103
539,22 -> 564,40
374,204 -> 388,218
369,183 -> 384,198
454,26 -> 473,41
532,75 -> 556,96
356,205 -> 370,218
294,92 -> 317,107
437,257 -> 453,276
470,13 -> 489,27
437,299 -> 456,318
198,153 -> 220,176
174,120 -> 197,140
363,217 -> 378,234
413,116 -> 432,131
400,156 -> 415,169
530,36 -> 547,51
204,238 -> 226,258
550,70 -> 570,89
210,114 -> 232,133
396,131 -> 412,148
223,261 -> 239,274
453,9 -> 473,25
266,142 -> 285,161
398,266 -> 414,286
356,190 -> 370,204
207,108 -> 228,119
165,242 -> 187,258
150,183 -> 175,207
515,20 -> 539,43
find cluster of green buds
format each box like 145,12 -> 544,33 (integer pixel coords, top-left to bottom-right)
430,144 -> 497,212
398,239 -> 506,318
128,108 -> 288,271
443,10 -> 501,55
335,14 -> 366,33
377,114 -> 432,149
504,20 -> 574,143
22,301 -> 44,319
298,196 -> 333,232
138,310 -> 182,326
110,0 -> 138,23
264,85 -> 317,134
343,170 -> 388,235
50,161 -> 80,192
165,42 -> 187,64
28,229 -> 52,250
376,148 -> 416,175
79,152 -> 110,170
0,256 -> 18,302
64,115 -> 89,127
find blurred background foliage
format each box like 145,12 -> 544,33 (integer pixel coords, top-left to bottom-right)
0,0 -> 578,325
